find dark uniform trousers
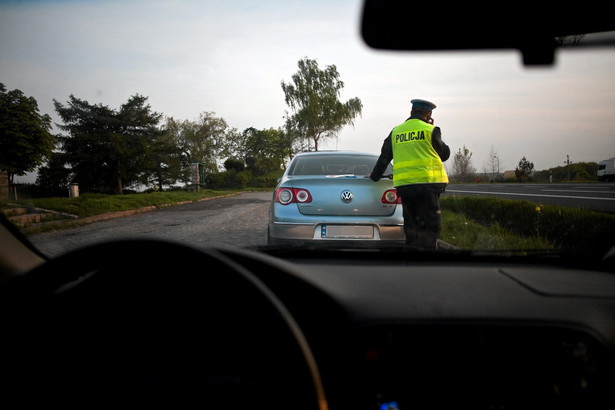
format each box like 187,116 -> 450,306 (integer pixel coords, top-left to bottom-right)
396,184 -> 446,250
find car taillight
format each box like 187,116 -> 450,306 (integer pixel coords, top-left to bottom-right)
275,188 -> 312,205
381,189 -> 401,204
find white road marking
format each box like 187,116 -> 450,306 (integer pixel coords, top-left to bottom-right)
446,190 -> 615,201
542,189 -> 615,194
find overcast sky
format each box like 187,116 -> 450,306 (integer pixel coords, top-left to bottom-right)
2,0 -> 614,183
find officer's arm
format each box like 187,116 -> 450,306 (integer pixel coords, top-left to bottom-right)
432,127 -> 450,161
370,133 -> 393,181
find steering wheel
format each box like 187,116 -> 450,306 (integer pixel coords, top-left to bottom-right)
0,239 -> 326,409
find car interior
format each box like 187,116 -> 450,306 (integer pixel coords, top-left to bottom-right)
1,2 -> 615,409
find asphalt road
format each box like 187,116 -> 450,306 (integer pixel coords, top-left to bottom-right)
28,191 -> 274,258
444,183 -> 615,213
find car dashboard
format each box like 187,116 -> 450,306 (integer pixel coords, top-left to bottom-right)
224,246 -> 615,410
1,226 -> 615,410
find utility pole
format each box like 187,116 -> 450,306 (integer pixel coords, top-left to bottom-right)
565,155 -> 571,181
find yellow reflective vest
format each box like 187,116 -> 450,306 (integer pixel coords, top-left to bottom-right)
391,119 -> 449,186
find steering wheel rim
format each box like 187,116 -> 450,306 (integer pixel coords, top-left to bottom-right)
1,239 -> 327,410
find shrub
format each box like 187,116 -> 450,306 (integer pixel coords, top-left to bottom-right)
440,196 -> 615,253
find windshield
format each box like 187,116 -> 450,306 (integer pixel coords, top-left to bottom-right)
1,0 -> 614,259
288,154 -> 392,176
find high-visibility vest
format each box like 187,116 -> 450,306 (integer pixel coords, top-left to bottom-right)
391,119 -> 449,186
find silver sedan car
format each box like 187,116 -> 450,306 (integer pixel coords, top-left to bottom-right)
268,151 -> 404,245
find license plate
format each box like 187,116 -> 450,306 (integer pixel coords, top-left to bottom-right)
321,225 -> 374,239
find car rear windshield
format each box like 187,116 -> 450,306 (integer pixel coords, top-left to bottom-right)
288,155 -> 391,176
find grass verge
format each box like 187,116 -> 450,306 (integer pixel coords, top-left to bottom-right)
440,210 -> 553,251
5,189 -> 246,219
440,196 -> 615,253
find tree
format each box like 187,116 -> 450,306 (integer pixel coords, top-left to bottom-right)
53,94 -> 164,194
53,96 -> 117,193
236,127 -> 285,175
515,156 -> 534,182
451,145 -> 476,182
223,157 -> 245,172
281,57 -> 362,151
139,128 -> 186,191
170,111 -> 229,175
114,95 -> 165,194
35,152 -> 72,197
534,162 -> 598,182
282,114 -> 308,161
0,83 -> 55,194
483,145 -> 502,182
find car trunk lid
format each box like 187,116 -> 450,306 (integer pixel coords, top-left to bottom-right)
287,175 -> 398,216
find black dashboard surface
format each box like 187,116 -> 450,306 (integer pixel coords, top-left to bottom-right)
229,247 -> 615,409
2,241 -> 614,410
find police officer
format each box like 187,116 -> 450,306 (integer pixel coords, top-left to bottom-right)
369,99 -> 450,250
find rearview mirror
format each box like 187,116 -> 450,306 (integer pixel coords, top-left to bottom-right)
360,0 -> 615,65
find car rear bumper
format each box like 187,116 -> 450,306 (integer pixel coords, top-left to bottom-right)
268,221 -> 405,243
268,199 -> 404,244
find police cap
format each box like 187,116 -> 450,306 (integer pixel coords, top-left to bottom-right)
411,99 -> 437,112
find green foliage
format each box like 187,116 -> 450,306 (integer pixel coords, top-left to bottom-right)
198,164 -> 283,190
514,156 -> 534,182
440,211 -> 552,250
35,102 -> 285,196
441,196 -> 615,253
533,162 -> 598,182
450,145 -> 475,182
224,157 -> 245,172
204,169 -> 251,189
249,168 -> 284,188
4,58 -> 363,198
247,157 -> 280,177
16,190 -> 239,219
0,83 -> 55,186
281,57 -> 362,151
51,94 -> 164,195
140,127 -> 186,191
31,152 -> 72,197
236,127 -> 287,172
167,112 -> 229,174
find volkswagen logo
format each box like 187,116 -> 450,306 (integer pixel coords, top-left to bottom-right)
340,190 -> 354,203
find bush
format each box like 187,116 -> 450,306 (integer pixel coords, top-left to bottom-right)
224,158 -> 245,172
203,172 -> 226,189
440,196 -> 615,253
203,170 -> 253,189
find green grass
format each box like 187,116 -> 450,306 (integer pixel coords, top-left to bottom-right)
440,210 -> 553,251
5,189 -> 246,218
440,196 -> 615,253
